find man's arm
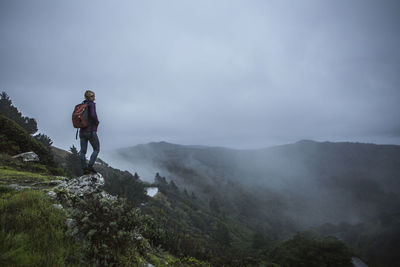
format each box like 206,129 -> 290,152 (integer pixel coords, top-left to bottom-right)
89,102 -> 99,125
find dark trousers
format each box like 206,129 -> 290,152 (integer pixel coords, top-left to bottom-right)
79,131 -> 100,169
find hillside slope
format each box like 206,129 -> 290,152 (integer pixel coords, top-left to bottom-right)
105,140 -> 400,226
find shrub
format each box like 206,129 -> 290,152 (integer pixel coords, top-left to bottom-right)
61,192 -> 155,265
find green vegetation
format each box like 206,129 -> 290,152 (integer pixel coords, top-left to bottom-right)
34,133 -> 53,150
0,92 -> 38,135
0,190 -> 77,266
0,153 -> 55,176
59,191 -> 153,265
101,166 -> 148,205
269,233 -> 353,267
0,115 -> 63,175
0,167 -> 54,182
138,175 -> 357,266
316,216 -> 400,267
0,180 -> 210,266
65,145 -> 82,177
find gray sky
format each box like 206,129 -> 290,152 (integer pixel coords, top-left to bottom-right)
1,0 -> 399,151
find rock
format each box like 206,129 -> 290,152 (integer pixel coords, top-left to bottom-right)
53,176 -> 69,181
134,232 -> 143,241
100,191 -> 117,200
47,190 -> 57,199
12,151 -> 40,162
52,204 -> 63,210
65,218 -> 76,228
352,257 -> 368,267
48,180 -> 65,186
8,184 -> 32,191
54,173 -> 105,197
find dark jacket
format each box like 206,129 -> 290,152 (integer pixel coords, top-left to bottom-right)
81,99 -> 99,132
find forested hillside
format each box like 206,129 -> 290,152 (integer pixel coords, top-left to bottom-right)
104,140 -> 400,266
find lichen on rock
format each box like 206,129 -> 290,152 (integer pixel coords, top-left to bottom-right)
52,173 -> 107,197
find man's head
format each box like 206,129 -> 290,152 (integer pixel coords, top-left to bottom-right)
84,90 -> 95,101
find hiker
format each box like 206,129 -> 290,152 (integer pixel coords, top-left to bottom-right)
79,90 -> 100,174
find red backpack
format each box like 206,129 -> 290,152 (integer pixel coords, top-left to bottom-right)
72,102 -> 89,138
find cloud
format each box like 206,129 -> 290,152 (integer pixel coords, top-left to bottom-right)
1,0 -> 399,150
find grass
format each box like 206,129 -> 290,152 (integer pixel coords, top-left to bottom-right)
0,190 -> 80,266
0,166 -> 55,183
0,153 -> 59,176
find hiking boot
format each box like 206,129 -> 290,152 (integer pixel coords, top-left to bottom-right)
83,168 -> 91,175
87,166 -> 97,174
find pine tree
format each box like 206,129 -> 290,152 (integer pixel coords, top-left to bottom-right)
0,91 -> 38,134
66,145 -> 82,177
169,180 -> 179,191
252,225 -> 270,249
34,133 -> 53,150
155,173 -> 167,185
214,222 -> 231,247
209,196 -> 220,213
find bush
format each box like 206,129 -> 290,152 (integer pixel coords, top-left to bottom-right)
60,192 -> 156,265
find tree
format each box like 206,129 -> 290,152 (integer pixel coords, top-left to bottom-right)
169,180 -> 179,191
252,225 -> 270,250
34,133 -> 53,150
213,222 -> 231,247
269,233 -> 353,267
66,145 -> 82,177
154,173 -> 168,185
209,196 -> 220,214
0,91 -> 38,134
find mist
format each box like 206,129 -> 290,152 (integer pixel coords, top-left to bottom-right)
101,140 -> 400,229
1,0 -> 400,150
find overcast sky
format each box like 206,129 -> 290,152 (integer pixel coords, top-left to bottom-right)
1,0 -> 399,151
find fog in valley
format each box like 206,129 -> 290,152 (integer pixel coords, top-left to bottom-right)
101,140 -> 400,229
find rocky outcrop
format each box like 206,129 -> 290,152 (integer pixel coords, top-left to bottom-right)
47,173 -> 115,200
46,173 -> 117,234
47,173 -> 117,209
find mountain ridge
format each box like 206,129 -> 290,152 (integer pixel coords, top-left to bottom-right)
111,139 -> 400,153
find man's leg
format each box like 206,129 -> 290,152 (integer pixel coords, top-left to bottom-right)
79,133 -> 89,171
88,131 -> 100,172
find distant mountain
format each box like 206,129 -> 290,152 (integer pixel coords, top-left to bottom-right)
104,140 -> 400,228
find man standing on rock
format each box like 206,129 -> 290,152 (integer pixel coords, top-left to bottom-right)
79,90 -> 100,174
